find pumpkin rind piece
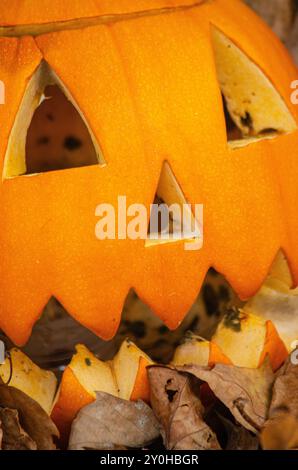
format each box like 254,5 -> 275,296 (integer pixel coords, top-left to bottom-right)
244,252 -> 298,350
212,309 -> 288,370
51,367 -> 94,448
112,339 -> 153,401
172,333 -> 232,366
258,320 -> 289,371
51,344 -> 118,445
52,341 -> 153,444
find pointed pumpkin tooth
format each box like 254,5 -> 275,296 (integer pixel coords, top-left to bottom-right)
0,291 -> 51,346
51,284 -> 129,341
218,250 -> 278,302
139,237 -> 210,331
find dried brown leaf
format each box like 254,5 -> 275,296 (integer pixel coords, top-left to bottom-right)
0,408 -> 37,450
177,360 -> 274,434
148,365 -> 221,450
261,351 -> 298,449
0,384 -> 59,450
68,392 -> 160,450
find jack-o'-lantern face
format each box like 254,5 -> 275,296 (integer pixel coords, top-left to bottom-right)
0,0 -> 297,345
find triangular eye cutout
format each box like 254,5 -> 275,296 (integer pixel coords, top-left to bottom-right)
146,161 -> 203,250
3,61 -> 104,179
211,26 -> 297,148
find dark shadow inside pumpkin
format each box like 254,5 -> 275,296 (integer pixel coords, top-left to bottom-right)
222,92 -> 279,143
222,94 -> 243,142
25,85 -> 99,174
147,194 -> 173,237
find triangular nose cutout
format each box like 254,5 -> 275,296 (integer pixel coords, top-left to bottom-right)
3,61 -> 105,179
146,161 -> 203,249
211,26 -> 297,147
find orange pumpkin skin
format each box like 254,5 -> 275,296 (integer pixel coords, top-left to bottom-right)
51,367 -> 93,448
0,0 -> 297,345
130,356 -> 151,403
258,320 -> 289,371
0,0 -> 199,28
208,342 -> 232,367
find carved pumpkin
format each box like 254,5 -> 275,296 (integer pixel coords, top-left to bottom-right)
0,0 -> 297,347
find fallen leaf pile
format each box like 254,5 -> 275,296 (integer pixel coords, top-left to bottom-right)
0,351 -> 297,450
0,377 -> 59,450
64,350 -> 298,451
145,352 -> 297,450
